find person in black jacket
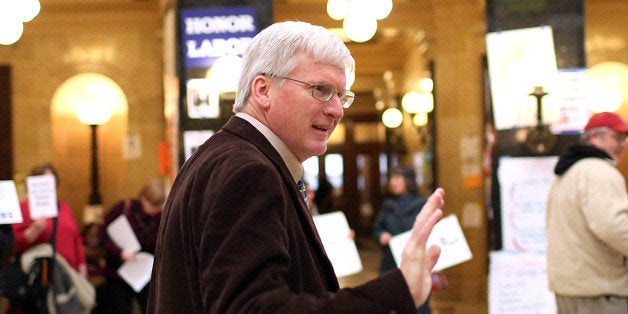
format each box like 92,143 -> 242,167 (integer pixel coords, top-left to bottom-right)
373,165 -> 434,314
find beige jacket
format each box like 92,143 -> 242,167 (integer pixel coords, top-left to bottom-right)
546,158 -> 628,296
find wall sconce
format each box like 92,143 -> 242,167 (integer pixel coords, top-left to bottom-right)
0,0 -> 41,45
326,0 -> 392,43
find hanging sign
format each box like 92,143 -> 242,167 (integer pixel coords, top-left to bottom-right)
180,6 -> 258,69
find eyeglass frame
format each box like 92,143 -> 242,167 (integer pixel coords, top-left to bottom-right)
261,73 -> 355,109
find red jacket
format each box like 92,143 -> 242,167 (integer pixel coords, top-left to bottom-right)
12,199 -> 86,271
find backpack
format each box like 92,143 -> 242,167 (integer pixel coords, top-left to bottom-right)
4,216 -> 94,314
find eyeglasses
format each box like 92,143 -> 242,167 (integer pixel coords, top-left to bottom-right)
263,74 -> 355,109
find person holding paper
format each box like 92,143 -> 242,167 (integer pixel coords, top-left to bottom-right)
373,165 -> 437,314
10,163 -> 87,274
99,179 -> 166,314
148,21 -> 445,313
546,112 -> 628,313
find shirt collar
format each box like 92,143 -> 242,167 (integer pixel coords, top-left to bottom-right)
236,112 -> 304,182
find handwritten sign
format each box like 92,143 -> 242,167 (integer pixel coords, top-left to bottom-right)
312,211 -> 363,278
26,174 -> 58,219
498,156 -> 557,253
0,180 -> 23,224
489,251 -> 556,314
390,214 -> 473,271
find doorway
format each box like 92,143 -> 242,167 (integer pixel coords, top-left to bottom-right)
0,66 -> 13,180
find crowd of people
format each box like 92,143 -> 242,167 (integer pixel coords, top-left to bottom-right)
0,163 -> 166,314
1,19 -> 626,314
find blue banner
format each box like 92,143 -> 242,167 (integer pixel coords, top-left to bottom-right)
180,6 -> 258,68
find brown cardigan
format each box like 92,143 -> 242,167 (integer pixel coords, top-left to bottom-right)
147,116 -> 416,313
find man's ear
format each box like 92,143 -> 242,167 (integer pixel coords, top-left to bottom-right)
251,75 -> 271,109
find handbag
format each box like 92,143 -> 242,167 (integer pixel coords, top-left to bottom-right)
4,217 -> 58,313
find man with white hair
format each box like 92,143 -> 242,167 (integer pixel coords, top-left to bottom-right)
148,21 -> 445,313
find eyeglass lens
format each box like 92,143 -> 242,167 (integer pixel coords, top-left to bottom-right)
311,83 -> 354,108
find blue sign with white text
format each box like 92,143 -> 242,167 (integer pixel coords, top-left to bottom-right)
180,6 -> 258,68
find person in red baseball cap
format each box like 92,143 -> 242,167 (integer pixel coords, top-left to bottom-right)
546,111 -> 628,313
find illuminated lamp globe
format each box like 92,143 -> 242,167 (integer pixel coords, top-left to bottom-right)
207,55 -> 243,93
419,77 -> 433,93
586,61 -> 628,113
327,0 -> 348,20
15,0 -> 41,22
382,108 -> 403,128
401,91 -> 422,114
418,93 -> 434,113
0,19 -> 23,46
343,14 -> 377,43
368,0 -> 393,20
54,73 -> 125,125
413,112 -> 428,127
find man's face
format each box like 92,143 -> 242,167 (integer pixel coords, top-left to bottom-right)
590,128 -> 628,163
265,54 -> 346,162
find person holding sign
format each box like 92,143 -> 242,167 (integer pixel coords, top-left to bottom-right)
546,112 -> 628,313
99,179 -> 166,314
148,21 -> 445,313
373,165 -> 446,314
11,163 -> 87,274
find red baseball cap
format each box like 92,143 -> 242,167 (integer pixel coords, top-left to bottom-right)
584,112 -> 628,133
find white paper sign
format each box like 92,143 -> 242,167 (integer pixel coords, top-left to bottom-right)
312,211 -> 363,278
489,251 -> 556,314
183,130 -> 214,161
117,252 -> 154,292
390,214 -> 473,271
106,215 -> 141,254
0,180 -> 23,224
498,156 -> 557,253
486,26 -> 558,130
26,174 -> 58,219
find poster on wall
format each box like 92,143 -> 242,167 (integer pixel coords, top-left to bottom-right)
187,78 -> 219,119
550,68 -> 591,134
183,130 -> 214,161
497,156 -> 557,253
486,26 -> 558,130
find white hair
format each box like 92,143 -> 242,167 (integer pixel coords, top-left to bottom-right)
233,21 -> 355,112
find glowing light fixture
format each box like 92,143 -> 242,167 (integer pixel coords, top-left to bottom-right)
206,55 -> 243,93
586,61 -> 628,113
327,0 -> 393,43
54,73 -> 126,205
419,77 -> 433,93
413,113 -> 428,127
401,91 -> 422,114
15,0 -> 41,22
0,0 -> 40,45
343,13 -> 377,43
369,0 -> 393,20
382,107 -> 403,128
327,0 -> 348,20
0,18 -> 24,46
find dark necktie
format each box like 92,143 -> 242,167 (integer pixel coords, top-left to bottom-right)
297,179 -> 308,207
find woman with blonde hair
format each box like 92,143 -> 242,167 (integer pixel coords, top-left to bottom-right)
99,179 -> 166,314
